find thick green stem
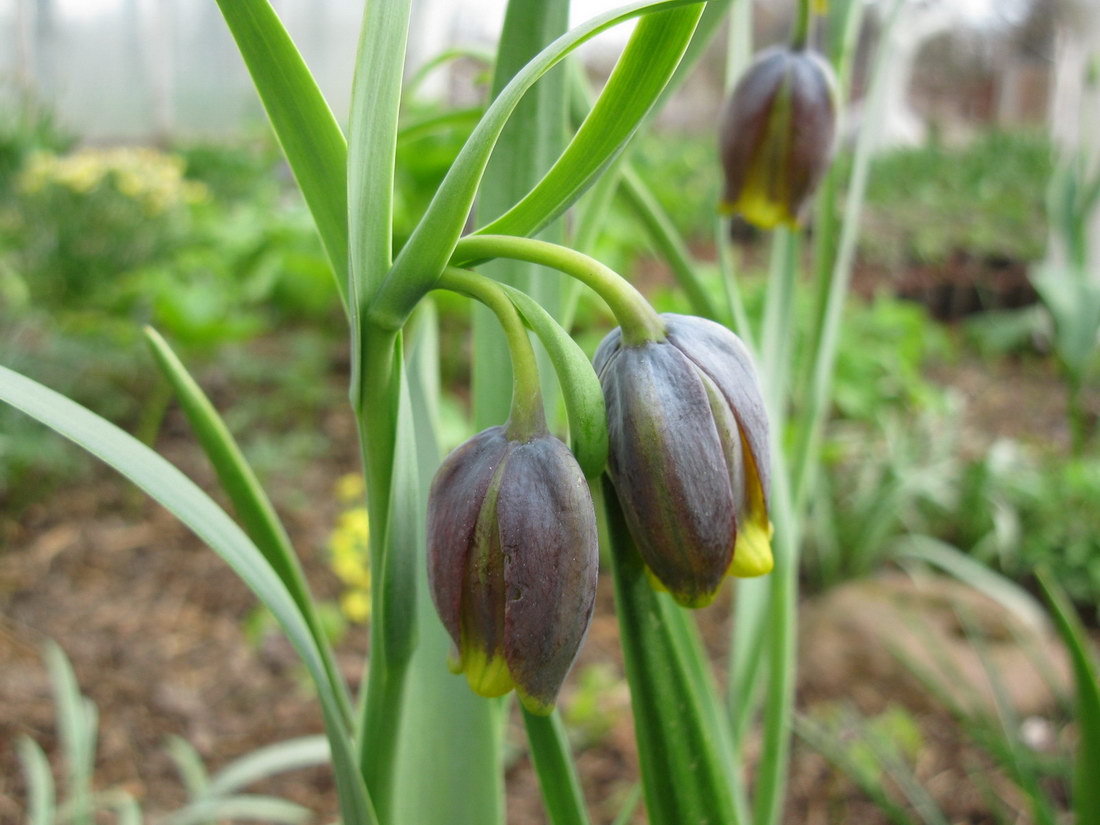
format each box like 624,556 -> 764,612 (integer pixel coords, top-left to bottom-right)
600,479 -> 741,825
521,709 -> 591,825
453,235 -> 665,345
356,326 -> 405,824
438,267 -> 547,439
751,465 -> 799,825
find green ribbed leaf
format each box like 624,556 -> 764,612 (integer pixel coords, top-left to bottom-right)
0,366 -> 374,825
479,6 -> 703,239
144,328 -> 351,726
213,0 -> 348,305
369,0 -> 707,328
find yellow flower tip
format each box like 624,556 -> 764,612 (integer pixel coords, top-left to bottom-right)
671,587 -> 721,609
516,688 -> 554,717
459,645 -> 514,699
734,190 -> 797,231
645,564 -> 721,608
728,517 -> 775,578
643,563 -> 669,595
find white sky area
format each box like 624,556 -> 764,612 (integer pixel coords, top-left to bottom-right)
51,0 -> 1022,27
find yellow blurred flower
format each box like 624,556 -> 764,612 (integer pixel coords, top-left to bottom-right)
335,473 -> 366,503
328,497 -> 371,623
340,590 -> 372,624
17,146 -> 209,215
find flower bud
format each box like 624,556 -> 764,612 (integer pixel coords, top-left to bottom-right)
719,46 -> 838,229
427,426 -> 599,713
594,314 -> 772,608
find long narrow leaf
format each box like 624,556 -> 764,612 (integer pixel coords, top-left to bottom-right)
1038,571 -> 1100,825
165,795 -> 311,825
213,0 -> 349,304
18,736 -> 56,825
165,736 -> 210,800
369,0 -> 707,328
478,6 -> 704,239
144,328 -> 352,726
206,736 -> 329,797
0,365 -> 375,825
348,0 -> 412,309
44,642 -> 95,825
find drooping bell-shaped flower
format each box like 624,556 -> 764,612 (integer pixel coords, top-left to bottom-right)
719,45 -> 838,229
595,313 -> 773,608
427,426 -> 599,714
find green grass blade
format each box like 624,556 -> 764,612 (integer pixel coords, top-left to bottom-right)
478,6 -> 703,240
164,735 -> 210,800
0,365 -> 375,825
369,0 -> 707,328
213,0 -> 349,305
895,536 -> 1047,631
43,642 -> 95,825
601,479 -> 740,825
165,795 -> 312,825
1038,571 -> 1100,825
793,715 -> 919,825
358,353 -> 422,821
663,603 -> 750,823
17,736 -> 55,825
522,709 -> 591,825
144,328 -> 352,726
107,793 -> 142,825
206,736 -> 329,797
610,784 -> 643,825
500,284 -> 607,477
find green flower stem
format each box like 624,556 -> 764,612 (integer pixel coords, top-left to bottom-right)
791,0 -> 900,512
453,235 -> 665,346
751,464 -> 799,825
600,478 -> 741,825
716,219 -> 754,345
760,227 -> 800,422
790,0 -> 813,50
521,709 -> 591,825
437,267 -> 546,439
356,325 -> 407,825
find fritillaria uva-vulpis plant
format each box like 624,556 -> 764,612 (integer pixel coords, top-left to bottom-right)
1,0 -> 898,823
